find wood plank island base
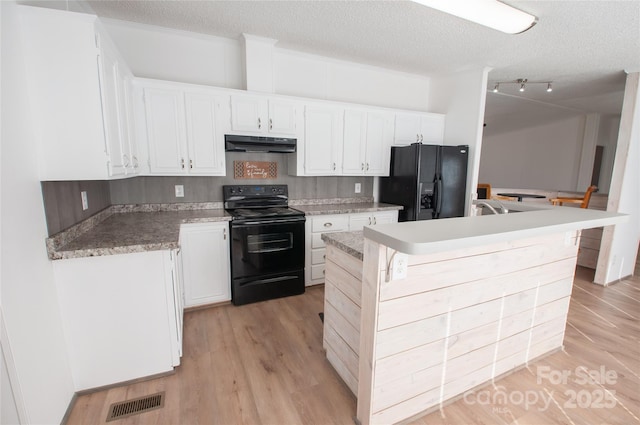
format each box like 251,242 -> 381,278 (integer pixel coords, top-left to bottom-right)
321,203 -> 626,425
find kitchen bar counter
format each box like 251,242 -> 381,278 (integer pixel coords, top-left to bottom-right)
364,200 -> 626,255
321,203 -> 627,425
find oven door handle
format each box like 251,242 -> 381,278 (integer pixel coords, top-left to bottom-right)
242,275 -> 300,286
232,217 -> 305,226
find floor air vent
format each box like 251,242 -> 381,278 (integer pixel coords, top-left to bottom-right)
106,392 -> 165,422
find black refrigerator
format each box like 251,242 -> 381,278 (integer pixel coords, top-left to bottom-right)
379,143 -> 469,221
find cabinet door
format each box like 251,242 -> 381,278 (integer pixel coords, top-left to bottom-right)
304,105 -> 343,175
365,112 -> 394,175
268,100 -> 297,135
420,114 -> 445,145
97,39 -> 127,177
184,93 -> 226,175
348,213 -> 373,232
394,113 -> 422,146
144,87 -> 188,174
231,95 -> 267,133
342,109 -> 367,175
180,223 -> 231,307
372,210 -> 398,225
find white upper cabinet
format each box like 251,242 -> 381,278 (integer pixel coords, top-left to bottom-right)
342,109 -> 393,176
19,7 -> 135,180
141,81 -> 227,176
303,104 -> 344,175
184,92 -> 226,174
230,95 -> 297,136
341,110 -> 368,175
394,112 -> 445,146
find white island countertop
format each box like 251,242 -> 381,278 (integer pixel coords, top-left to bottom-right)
363,201 -> 627,255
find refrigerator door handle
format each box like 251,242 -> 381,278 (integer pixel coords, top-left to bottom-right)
435,175 -> 443,218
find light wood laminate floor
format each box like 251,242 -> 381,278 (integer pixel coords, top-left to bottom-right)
66,265 -> 639,425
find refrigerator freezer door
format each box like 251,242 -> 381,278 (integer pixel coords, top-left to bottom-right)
380,144 -> 421,221
437,145 -> 468,218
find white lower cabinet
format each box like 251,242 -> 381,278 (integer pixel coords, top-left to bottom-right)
52,250 -> 183,391
180,222 -> 231,307
305,211 -> 398,286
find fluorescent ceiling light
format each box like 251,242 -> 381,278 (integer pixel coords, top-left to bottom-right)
412,0 -> 537,34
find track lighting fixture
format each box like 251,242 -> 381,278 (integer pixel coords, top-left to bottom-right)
490,78 -> 554,94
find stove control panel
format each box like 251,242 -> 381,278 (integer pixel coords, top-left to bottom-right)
223,185 -> 288,202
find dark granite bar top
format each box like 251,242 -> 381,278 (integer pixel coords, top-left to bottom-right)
295,202 -> 402,216
321,231 -> 364,261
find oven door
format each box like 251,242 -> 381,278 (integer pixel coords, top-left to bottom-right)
230,217 -> 305,279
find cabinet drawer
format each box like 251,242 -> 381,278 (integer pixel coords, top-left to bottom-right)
311,248 -> 326,265
312,215 -> 349,233
312,233 -> 326,249
311,264 -> 326,280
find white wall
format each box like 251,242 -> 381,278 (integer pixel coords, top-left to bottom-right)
596,72 -> 640,284
274,49 -> 430,110
102,19 -> 432,112
1,2 -> 75,423
597,114 -> 621,194
479,115 -> 587,191
430,68 -> 491,214
101,18 -> 244,89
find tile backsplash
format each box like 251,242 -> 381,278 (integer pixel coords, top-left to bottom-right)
42,152 -> 373,236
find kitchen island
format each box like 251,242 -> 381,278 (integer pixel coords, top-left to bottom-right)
321,202 -> 626,425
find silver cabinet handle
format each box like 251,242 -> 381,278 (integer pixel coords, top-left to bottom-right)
180,158 -> 185,169
258,117 -> 261,129
133,155 -> 139,169
420,134 -> 424,142
123,154 -> 130,168
223,228 -> 227,240
361,163 -> 365,171
368,217 -> 372,225
333,162 -> 336,171
269,118 -> 273,130
324,222 -> 333,228
189,159 -> 193,169
366,163 -> 370,171
416,134 -> 420,141
374,217 -> 377,225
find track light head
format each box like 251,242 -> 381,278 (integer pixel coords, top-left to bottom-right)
493,84 -> 499,93
519,82 -> 525,92
547,83 -> 553,92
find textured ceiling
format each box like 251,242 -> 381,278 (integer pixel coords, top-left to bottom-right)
23,0 -> 640,129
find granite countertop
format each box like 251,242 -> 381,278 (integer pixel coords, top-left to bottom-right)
47,199 -> 403,260
48,209 -> 231,260
321,231 -> 364,261
295,202 -> 402,216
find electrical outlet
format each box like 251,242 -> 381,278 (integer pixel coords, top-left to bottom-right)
355,183 -> 362,193
81,191 -> 89,211
175,185 -> 184,198
391,253 -> 409,280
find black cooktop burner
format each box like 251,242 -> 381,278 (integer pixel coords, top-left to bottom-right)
229,207 -> 304,220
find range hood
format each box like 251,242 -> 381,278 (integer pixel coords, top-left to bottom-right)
225,135 -> 296,153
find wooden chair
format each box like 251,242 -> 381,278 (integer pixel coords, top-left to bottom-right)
492,194 -> 518,202
549,185 -> 598,208
477,183 -> 491,199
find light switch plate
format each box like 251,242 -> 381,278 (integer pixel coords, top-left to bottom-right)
355,183 -> 362,193
175,185 -> 184,198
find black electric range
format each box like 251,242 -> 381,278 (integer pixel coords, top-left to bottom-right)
223,185 -> 305,305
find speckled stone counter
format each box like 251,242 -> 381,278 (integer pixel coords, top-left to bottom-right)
48,209 -> 231,260
295,202 -> 402,216
321,231 -> 364,261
